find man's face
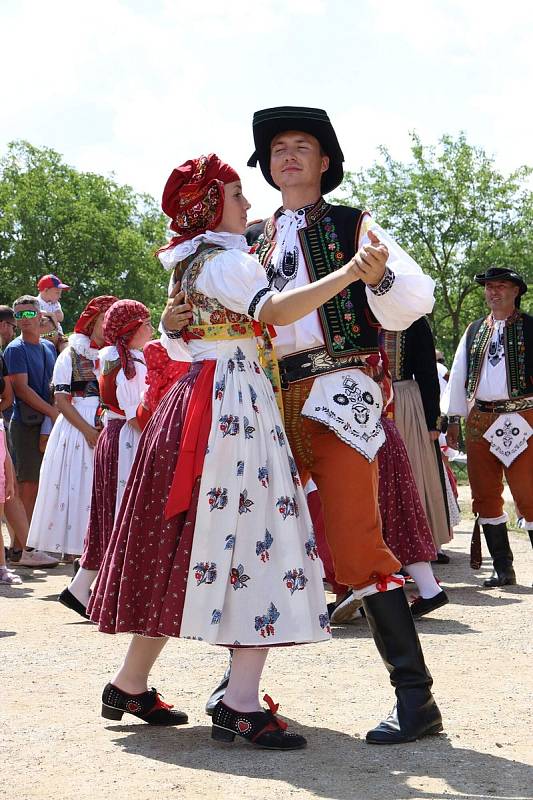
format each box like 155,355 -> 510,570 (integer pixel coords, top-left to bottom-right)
484,280 -> 519,314
270,131 -> 329,192
0,317 -> 17,343
14,304 -> 41,337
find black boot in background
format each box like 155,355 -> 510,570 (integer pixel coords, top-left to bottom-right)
205,651 -> 233,716
363,587 -> 443,744
482,522 -> 516,587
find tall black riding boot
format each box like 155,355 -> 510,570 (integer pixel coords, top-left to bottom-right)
205,651 -> 232,716
363,587 -> 443,744
482,523 -> 516,587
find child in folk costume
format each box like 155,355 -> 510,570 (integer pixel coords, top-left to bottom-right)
27,296 -> 117,561
88,154 -> 368,750
60,300 -> 152,618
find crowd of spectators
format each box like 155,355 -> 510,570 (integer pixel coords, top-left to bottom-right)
0,275 -> 69,583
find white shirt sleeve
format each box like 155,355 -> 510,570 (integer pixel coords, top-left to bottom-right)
195,249 -> 274,321
358,215 -> 435,331
441,330 -> 469,417
116,359 -> 148,420
52,347 -> 73,392
160,332 -> 193,362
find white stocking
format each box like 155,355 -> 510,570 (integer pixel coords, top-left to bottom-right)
406,561 -> 441,599
223,648 -> 268,713
68,566 -> 98,605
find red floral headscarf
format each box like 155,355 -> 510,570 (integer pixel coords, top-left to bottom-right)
103,299 -> 150,380
158,154 -> 239,252
74,296 -> 118,338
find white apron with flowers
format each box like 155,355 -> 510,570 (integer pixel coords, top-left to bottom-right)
172,238 -> 331,647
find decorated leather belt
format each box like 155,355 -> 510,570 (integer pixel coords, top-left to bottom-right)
475,397 -> 533,413
279,346 -> 370,389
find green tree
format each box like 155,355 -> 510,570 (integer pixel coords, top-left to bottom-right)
0,141 -> 170,328
336,133 -> 533,361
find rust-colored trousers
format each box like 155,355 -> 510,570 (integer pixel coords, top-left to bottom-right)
283,378 -> 400,590
466,407 -> 533,522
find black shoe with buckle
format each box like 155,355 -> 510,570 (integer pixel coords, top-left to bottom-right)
211,695 -> 306,750
410,590 -> 449,618
101,683 -> 188,725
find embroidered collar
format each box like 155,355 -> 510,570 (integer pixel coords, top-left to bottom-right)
68,333 -> 99,361
487,309 -> 521,328
158,230 -> 249,271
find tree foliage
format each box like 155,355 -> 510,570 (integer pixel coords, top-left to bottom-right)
336,133 -> 533,361
0,141 -> 169,327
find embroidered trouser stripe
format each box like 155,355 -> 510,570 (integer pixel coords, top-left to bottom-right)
466,407 -> 533,523
283,378 -> 400,590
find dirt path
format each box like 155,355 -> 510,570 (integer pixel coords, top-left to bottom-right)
2,518 -> 532,800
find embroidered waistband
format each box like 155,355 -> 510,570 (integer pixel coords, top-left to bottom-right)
279,346 -> 375,388
475,397 -> 533,413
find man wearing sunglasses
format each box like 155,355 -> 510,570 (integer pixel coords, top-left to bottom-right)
3,297 -> 59,553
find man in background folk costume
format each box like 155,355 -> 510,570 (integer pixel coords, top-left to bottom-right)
444,267 -> 532,587
205,106 -> 443,744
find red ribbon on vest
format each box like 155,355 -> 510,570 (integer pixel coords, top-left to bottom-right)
164,360 -> 216,520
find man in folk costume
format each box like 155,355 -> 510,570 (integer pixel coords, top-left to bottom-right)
203,106 -> 441,744
444,267 -> 532,587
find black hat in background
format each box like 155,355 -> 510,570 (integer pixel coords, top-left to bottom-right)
474,267 -> 528,297
248,106 -> 344,195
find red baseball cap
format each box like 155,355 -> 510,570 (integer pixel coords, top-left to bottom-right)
37,274 -> 70,291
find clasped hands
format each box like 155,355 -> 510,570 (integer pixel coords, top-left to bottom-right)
347,229 -> 389,287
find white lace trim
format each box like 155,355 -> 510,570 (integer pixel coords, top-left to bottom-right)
158,231 -> 249,271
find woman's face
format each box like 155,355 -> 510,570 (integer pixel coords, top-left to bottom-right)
128,318 -> 153,351
90,313 -> 106,347
39,315 -> 58,341
214,181 -> 251,235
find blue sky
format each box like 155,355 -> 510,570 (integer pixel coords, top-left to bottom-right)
1,0 -> 532,218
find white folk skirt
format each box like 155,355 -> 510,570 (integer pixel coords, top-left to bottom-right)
27,397 -> 100,556
179,339 -> 331,647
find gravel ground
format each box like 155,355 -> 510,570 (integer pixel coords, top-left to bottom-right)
1,515 -> 532,800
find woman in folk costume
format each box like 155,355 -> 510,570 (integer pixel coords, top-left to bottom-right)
88,153 -> 370,750
59,300 -> 152,618
27,296 -> 117,559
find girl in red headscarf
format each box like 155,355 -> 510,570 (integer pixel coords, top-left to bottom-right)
26,296 -> 117,569
88,154 -> 365,749
61,300 -> 152,618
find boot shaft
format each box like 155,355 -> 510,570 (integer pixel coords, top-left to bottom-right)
482,522 -> 514,573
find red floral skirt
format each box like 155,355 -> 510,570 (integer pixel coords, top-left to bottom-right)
88,363 -> 206,636
378,417 -> 437,565
80,418 -> 125,571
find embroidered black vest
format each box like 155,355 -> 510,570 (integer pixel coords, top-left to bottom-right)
465,311 -> 533,400
255,199 -> 381,358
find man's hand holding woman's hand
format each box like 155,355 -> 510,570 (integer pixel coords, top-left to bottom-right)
348,230 -> 389,287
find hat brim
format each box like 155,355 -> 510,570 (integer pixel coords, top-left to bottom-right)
475,273 -> 527,296
248,112 -> 344,195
